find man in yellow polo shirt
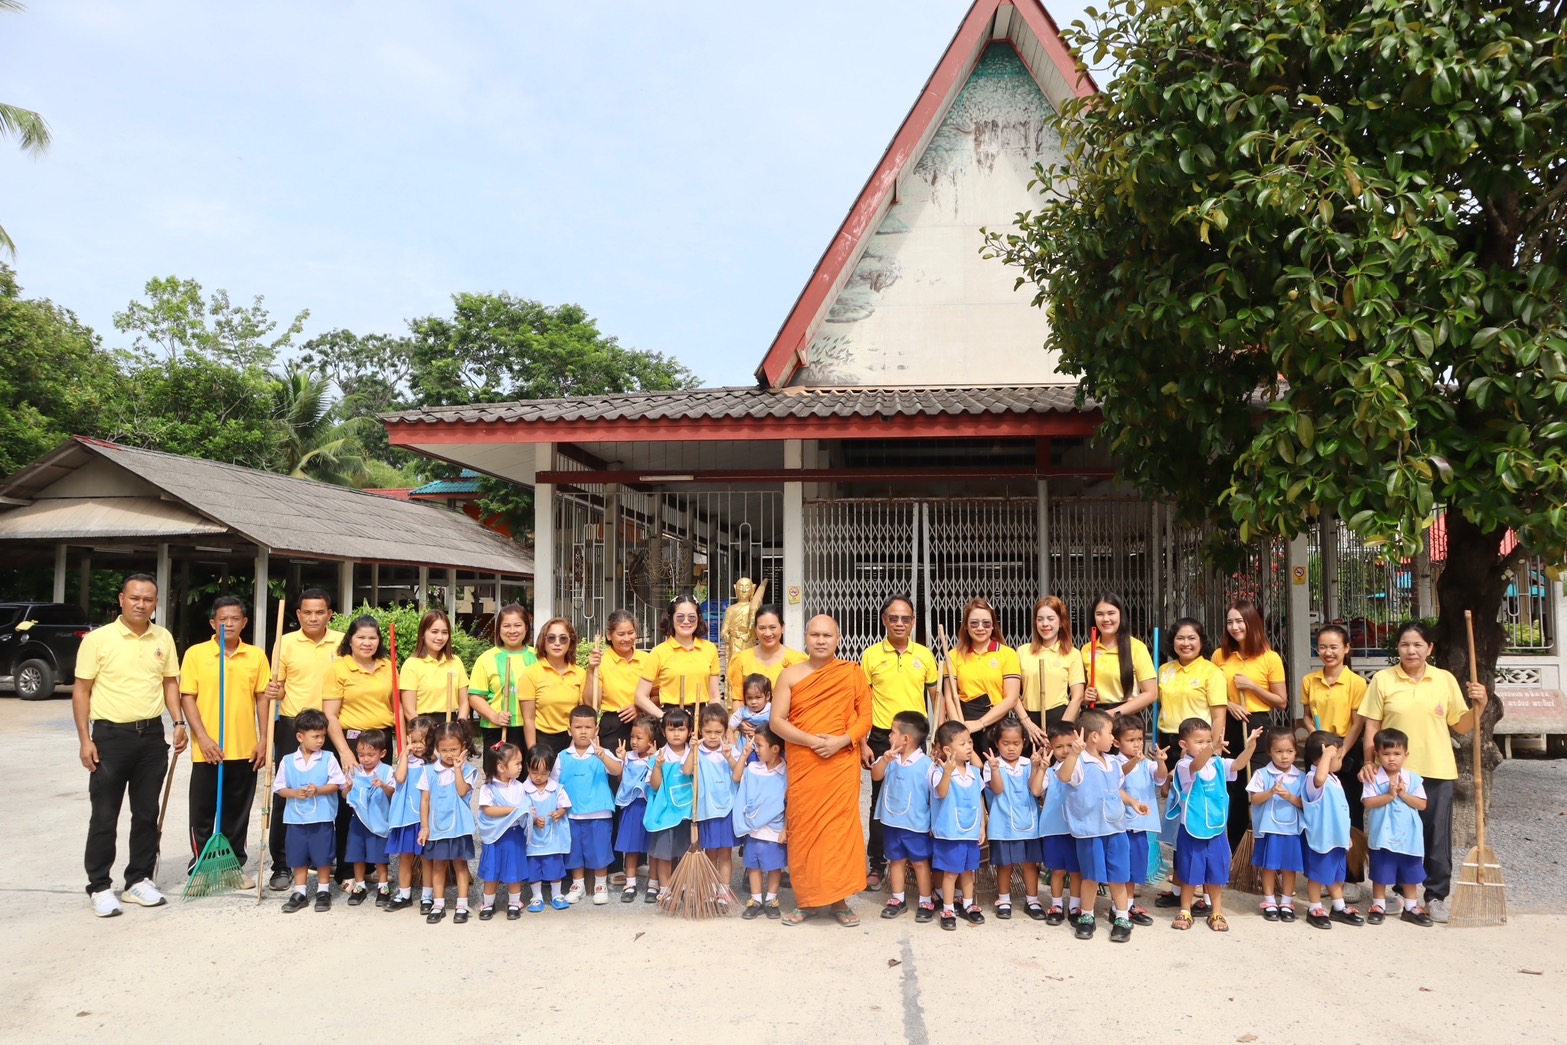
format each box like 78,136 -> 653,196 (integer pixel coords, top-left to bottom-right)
180,596 -> 270,888
859,595 -> 938,889
74,573 -> 187,917
260,588 -> 343,890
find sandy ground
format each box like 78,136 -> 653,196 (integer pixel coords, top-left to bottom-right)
2,697 -> 1564,1045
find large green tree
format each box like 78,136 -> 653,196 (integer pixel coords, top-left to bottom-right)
270,364 -> 379,486
984,0 -> 1567,795
0,1 -> 50,258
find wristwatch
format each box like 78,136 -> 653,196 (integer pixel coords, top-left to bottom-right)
173,720 -> 187,727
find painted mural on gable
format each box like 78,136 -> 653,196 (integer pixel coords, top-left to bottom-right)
794,45 -> 1072,387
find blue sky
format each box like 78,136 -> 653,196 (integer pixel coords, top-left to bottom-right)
2,0 -> 1094,388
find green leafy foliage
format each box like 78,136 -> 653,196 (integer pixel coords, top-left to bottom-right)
329,603 -> 487,672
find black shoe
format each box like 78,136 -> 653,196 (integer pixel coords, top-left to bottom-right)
453,908 -> 469,924
1045,904 -> 1066,926
1330,906 -> 1365,926
621,885 -> 638,903
346,887 -> 369,907
1366,906 -> 1385,925
1128,906 -> 1153,926
1109,917 -> 1132,943
963,904 -> 985,925
915,901 -> 936,923
1307,909 -> 1332,929
479,906 -> 496,921
384,895 -> 413,912
1400,905 -> 1433,927
881,898 -> 908,919
507,905 -> 522,920
1192,897 -> 1211,914
281,892 -> 309,914
1075,914 -> 1096,940
419,898 -> 434,916
644,887 -> 658,904
995,903 -> 1012,920
1278,905 -> 1297,922
268,870 -> 292,892
314,891 -> 332,912
743,899 -> 765,920
1153,891 -> 1180,908
426,906 -> 446,924
374,887 -> 391,909
1261,903 -> 1281,922
940,912 -> 957,931
765,900 -> 782,920
1025,902 -> 1046,921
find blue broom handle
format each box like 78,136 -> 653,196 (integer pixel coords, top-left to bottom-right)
215,624 -> 226,833
1150,627 -> 1160,748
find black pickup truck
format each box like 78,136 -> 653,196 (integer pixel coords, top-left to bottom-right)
0,602 -> 90,699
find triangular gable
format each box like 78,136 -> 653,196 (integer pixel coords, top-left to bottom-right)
755,0 -> 1094,389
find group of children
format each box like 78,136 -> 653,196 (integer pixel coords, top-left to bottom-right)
869,708 -> 1435,939
272,673 -> 790,922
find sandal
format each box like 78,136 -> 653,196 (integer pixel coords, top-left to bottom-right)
782,908 -> 817,926
1172,911 -> 1194,931
1207,913 -> 1230,932
865,866 -> 884,891
832,907 -> 861,928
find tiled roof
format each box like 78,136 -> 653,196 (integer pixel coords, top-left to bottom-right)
364,488 -> 412,500
382,385 -> 1089,427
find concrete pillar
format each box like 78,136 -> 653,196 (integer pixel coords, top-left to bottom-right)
78,555 -> 92,615
371,563 -> 380,609
155,544 -> 171,627
1321,511 -> 1339,623
533,442 -> 556,628
418,566 -> 429,611
338,560 -> 354,614
447,568 -> 458,619
253,547 -> 269,650
1286,534 -> 1311,719
53,545 -> 67,604
1037,480 -> 1049,597
783,439 -> 804,650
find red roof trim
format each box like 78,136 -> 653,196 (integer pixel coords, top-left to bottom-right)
753,0 -> 1096,388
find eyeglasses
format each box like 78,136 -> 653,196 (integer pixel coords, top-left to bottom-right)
544,634 -> 570,644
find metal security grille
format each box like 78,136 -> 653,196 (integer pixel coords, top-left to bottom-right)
923,500 -> 1039,653
1046,498 -> 1159,642
800,500 -> 919,661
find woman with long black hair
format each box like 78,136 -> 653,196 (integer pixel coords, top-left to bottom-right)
1079,593 -> 1156,718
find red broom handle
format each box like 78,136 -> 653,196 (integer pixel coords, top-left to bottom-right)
1089,627 -> 1099,707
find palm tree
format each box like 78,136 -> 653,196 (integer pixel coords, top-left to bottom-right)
1,1 -> 51,258
271,364 -> 378,486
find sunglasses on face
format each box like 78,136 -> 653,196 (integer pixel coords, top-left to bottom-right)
544,634 -> 570,643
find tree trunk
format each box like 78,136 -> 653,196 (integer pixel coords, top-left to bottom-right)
1430,511 -> 1511,848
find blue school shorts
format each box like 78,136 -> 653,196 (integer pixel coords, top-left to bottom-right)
742,838 -> 788,872
1126,831 -> 1152,885
566,818 -> 614,871
1074,833 -> 1131,883
883,825 -> 933,863
1041,834 -> 1080,874
345,816 -> 388,865
285,821 -> 334,870
1368,849 -> 1425,886
932,838 -> 981,874
1303,845 -> 1347,886
1174,827 -> 1230,887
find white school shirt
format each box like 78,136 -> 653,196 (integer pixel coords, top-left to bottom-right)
550,744 -> 619,820
522,777 -> 571,814
417,762 -> 479,792
272,748 -> 346,793
1174,754 -> 1241,789
1360,767 -> 1426,802
743,760 -> 788,842
479,778 -> 525,809
1061,750 -> 1115,787
981,757 -> 1031,787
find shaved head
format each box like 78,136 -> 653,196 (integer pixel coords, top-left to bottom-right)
804,614 -> 841,660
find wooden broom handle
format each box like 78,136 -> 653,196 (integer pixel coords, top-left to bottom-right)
259,598 -> 286,900
1465,610 -> 1485,851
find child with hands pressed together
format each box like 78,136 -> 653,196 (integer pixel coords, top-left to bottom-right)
1247,726 -> 1306,922
476,741 -> 528,920
274,709 -> 346,913
522,744 -> 573,912
729,674 -> 774,753
1361,728 -> 1433,927
872,711 -> 936,923
694,702 -> 741,904
555,705 -> 623,905
385,715 -> 435,913
1036,723 -> 1082,926
1057,708 -> 1146,943
643,707 -> 697,903
418,721 -> 479,924
1113,716 -> 1167,926
984,715 -> 1043,920
613,717 -> 658,903
1167,718 -> 1260,932
1301,730 -> 1362,929
930,720 -> 986,931
731,724 -> 788,919
344,729 -> 395,907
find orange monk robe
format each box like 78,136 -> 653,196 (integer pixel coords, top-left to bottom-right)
783,658 -> 873,907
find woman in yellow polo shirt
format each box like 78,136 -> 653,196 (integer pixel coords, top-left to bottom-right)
326,614 -> 396,869
1300,623 -> 1370,830
1213,598 -> 1287,844
1357,621 -> 1487,920
519,617 -> 593,754
1081,592 -> 1157,716
467,603 -> 537,747
397,609 -> 470,724
635,595 -> 720,716
724,604 -> 806,706
947,597 -> 1020,757
593,609 -> 645,753
1014,595 -> 1085,744
1155,618 -> 1227,770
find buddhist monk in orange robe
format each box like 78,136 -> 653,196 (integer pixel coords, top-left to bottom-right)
771,614 -> 873,925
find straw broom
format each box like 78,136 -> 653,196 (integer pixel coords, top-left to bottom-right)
1450,609 -> 1507,926
256,599 -> 286,901
1228,763 -> 1261,894
184,623 -> 247,898
659,683 -> 728,919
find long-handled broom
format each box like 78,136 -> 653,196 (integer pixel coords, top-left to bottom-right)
1450,609 -> 1508,926
184,623 -> 247,898
256,598 -> 286,901
1146,626 -> 1170,886
153,746 -> 180,879
658,733 -> 727,919
1088,628 -> 1099,707
1228,763 -> 1261,893
390,623 -> 419,891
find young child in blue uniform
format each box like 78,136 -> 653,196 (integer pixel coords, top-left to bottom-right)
1302,729 -> 1363,929
1361,727 -> 1433,927
476,741 -> 527,920
1246,726 -> 1306,922
644,707 -> 696,904
731,724 -> 788,919
417,720 -> 478,924
344,728 -> 395,907
555,705 -> 623,906
1058,708 -> 1145,943
386,715 -> 435,913
1112,716 -> 1167,926
729,673 -> 773,756
694,702 -> 741,904
1168,717 -> 1259,933
930,719 -> 985,931
985,715 -> 1043,921
522,743 -> 572,912
614,717 -> 658,903
872,710 -> 935,923
1037,722 -> 1082,926
274,708 -> 345,913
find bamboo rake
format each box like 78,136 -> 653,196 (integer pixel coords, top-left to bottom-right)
1450,610 -> 1507,926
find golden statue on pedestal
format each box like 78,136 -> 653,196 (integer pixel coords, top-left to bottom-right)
720,577 -> 768,653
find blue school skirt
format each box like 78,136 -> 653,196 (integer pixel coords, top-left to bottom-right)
615,798 -> 649,854
424,836 -> 475,862
990,838 -> 1042,868
697,816 -> 736,850
1303,845 -> 1347,886
1041,834 -> 1080,875
478,824 -> 527,883
1252,833 -> 1306,873
385,823 -> 422,857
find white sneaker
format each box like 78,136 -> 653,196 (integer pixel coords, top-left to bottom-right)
91,889 -> 123,917
1428,898 -> 1451,923
592,885 -> 609,906
565,881 -> 585,904
121,879 -> 167,908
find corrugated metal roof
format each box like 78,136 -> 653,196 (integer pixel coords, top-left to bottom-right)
364,488 -> 412,500
383,385 -> 1088,427
0,440 -> 533,576
410,477 -> 481,497
0,496 -> 229,540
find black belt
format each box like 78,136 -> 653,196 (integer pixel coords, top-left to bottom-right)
93,718 -> 163,732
